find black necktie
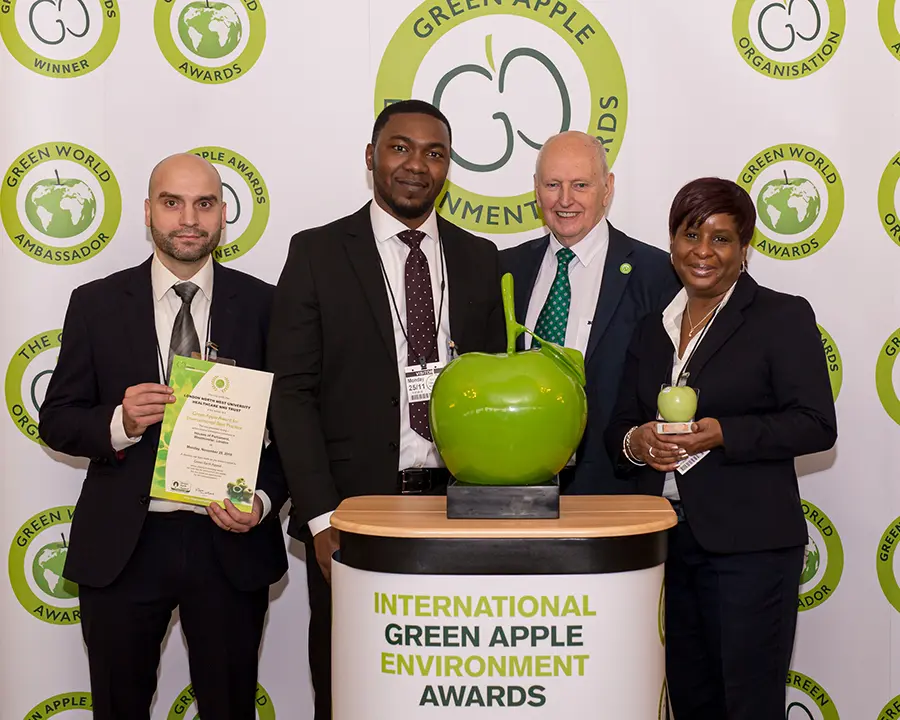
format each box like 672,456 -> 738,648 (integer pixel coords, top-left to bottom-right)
167,281 -> 200,381
398,229 -> 436,441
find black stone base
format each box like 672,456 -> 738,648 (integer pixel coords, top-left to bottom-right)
446,476 -> 560,519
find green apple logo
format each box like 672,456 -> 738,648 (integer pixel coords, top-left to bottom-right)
756,173 -> 821,235
657,385 -> 697,423
800,535 -> 820,585
757,0 -> 822,53
429,273 -> 586,486
32,533 -> 78,600
432,35 -> 570,173
28,0 -> 89,46
24,170 -> 96,239
178,1 -> 242,59
786,702 -> 815,719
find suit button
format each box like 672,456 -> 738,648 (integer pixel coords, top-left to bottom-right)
388,441 -> 398,452
139,495 -> 149,504
391,397 -> 399,407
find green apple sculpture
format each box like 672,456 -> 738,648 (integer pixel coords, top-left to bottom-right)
429,273 -> 587,486
657,385 -> 698,423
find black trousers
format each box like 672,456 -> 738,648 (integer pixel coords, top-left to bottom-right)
664,520 -> 804,720
305,537 -> 332,720
79,512 -> 269,720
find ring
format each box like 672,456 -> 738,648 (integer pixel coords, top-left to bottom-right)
648,447 -> 656,458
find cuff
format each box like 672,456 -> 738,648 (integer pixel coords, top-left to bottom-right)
308,511 -> 334,536
256,490 -> 272,521
110,405 -> 141,452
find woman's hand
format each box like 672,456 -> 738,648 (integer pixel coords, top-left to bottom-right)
669,418 -> 724,455
629,422 -> 685,472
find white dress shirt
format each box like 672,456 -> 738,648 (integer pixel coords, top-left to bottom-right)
659,280 -> 738,500
307,201 -> 451,536
109,251 -> 271,518
524,218 -> 610,356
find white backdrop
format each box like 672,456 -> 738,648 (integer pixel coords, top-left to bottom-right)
1,1 -> 898,717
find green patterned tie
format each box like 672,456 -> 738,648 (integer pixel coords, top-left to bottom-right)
532,247 -> 575,348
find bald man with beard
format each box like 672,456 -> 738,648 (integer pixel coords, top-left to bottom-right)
39,153 -> 289,720
501,132 -> 680,495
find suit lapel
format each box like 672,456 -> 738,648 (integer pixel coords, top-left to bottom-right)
344,204 -> 397,363
682,273 -> 757,383
121,257 -> 161,382
210,261 -> 239,360
584,224 -> 633,365
513,235 -> 549,351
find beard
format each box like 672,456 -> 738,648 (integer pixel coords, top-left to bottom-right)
150,223 -> 221,262
372,165 -> 441,220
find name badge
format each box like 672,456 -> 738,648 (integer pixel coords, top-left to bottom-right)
405,362 -> 444,404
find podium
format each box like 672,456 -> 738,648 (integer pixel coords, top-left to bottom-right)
330,495 -> 677,719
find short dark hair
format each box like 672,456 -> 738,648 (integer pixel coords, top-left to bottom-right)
371,99 -> 452,145
668,177 -> 756,246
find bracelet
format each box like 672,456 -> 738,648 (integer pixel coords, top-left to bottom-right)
623,426 -> 646,466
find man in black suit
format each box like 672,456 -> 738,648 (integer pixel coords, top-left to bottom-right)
501,131 -> 679,495
39,153 -> 289,720
268,99 -> 504,718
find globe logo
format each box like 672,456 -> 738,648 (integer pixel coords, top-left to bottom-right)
756,173 -> 822,235
801,535 -> 821,585
31,535 -> 78,600
24,170 -> 97,239
178,2 -> 242,59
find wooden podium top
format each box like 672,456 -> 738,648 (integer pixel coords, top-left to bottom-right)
330,495 -> 676,539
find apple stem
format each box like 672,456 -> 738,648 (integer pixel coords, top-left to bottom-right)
501,272 -> 520,353
60,533 -> 66,548
783,170 -> 789,184
54,170 -> 61,185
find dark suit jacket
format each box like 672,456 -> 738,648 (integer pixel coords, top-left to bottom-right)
604,273 -> 837,554
268,203 -> 505,535
39,256 -> 289,590
500,223 -> 680,494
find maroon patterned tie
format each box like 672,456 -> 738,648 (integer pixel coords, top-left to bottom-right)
398,229 -> 437,441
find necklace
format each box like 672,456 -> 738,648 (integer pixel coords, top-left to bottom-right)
685,300 -> 721,338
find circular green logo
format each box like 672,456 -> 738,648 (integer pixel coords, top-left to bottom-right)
818,324 -> 842,401
187,146 -> 269,262
0,0 -> 119,78
658,680 -> 669,720
879,0 -> 900,62
167,682 -> 274,719
619,262 -> 633,275
1,142 -> 121,265
876,327 -> 900,425
155,0 -> 266,84
878,152 -> 900,248
733,0 -> 845,79
799,500 -> 842,611
875,515 -> 900,612
786,671 -> 839,719
876,693 -> 900,719
5,329 -> 61,444
737,143 -> 843,260
8,506 -> 80,625
375,1 -> 627,234
21,692 -> 92,718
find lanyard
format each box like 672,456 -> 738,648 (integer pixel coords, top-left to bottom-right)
674,298 -> 724,387
155,304 -> 213,384
377,232 -> 446,368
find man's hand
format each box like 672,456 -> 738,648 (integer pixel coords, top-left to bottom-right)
313,526 -> 340,584
122,383 -> 174,438
207,496 -> 262,533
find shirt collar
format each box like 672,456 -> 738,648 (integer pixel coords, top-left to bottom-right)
151,250 -> 214,303
370,199 -> 440,245
662,280 -> 739,344
548,218 -> 609,267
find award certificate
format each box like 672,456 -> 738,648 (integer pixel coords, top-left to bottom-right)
152,355 -> 273,512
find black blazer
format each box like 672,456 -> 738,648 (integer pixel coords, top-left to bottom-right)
268,203 -> 505,534
500,223 -> 680,494
604,273 -> 837,554
39,257 -> 289,590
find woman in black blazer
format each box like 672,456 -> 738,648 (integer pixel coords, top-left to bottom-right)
605,178 -> 836,720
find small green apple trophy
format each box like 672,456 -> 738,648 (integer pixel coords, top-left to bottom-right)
429,273 -> 587,519
655,376 -> 699,435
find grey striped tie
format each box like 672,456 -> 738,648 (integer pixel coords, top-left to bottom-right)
167,281 -> 201,381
